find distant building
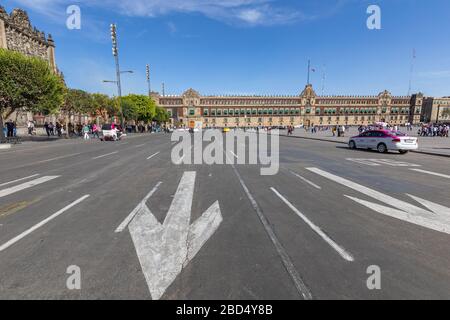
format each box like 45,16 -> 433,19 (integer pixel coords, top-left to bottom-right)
421,97 -> 450,123
0,6 -> 57,72
155,85 -> 425,128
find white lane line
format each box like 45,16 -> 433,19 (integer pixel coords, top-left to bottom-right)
36,153 -> 81,164
306,167 -> 432,216
0,195 -> 90,252
289,171 -> 322,190
346,158 -> 380,166
147,151 -> 161,160
223,151 -> 312,300
0,176 -> 60,199
229,150 -> 238,159
271,188 -> 354,262
115,182 -> 163,233
0,174 -> 40,188
410,169 -> 450,179
92,151 -> 119,160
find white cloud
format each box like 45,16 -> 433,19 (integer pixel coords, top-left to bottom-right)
8,0 -> 304,26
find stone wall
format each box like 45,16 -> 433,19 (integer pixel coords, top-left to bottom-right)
0,6 -> 56,72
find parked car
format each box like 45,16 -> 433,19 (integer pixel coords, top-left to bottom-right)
348,130 -> 418,154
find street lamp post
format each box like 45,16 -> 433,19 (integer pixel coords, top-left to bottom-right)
110,23 -> 125,130
146,64 -> 151,98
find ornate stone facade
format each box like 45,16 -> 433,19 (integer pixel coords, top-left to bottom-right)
1,6 -> 59,126
155,85 -> 424,128
0,6 -> 57,73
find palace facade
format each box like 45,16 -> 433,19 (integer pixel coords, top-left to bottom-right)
154,85 -> 428,128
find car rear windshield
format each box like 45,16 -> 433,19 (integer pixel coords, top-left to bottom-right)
389,131 -> 407,137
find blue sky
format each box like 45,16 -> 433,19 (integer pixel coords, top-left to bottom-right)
3,0 -> 450,97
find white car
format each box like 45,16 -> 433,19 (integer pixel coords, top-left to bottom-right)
349,130 -> 418,154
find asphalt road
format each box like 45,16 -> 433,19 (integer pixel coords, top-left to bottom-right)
0,132 -> 449,300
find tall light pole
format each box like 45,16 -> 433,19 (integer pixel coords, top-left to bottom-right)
110,23 -> 124,129
146,64 -> 151,97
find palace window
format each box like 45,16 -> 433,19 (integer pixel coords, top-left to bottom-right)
316,108 -> 321,115
211,109 -> 216,116
203,109 -> 209,116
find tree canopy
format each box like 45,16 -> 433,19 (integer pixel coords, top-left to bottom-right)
0,48 -> 65,141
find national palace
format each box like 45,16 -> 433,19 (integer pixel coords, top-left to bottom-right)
154,86 -> 450,128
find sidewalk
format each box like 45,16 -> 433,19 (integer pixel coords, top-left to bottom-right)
287,127 -> 450,158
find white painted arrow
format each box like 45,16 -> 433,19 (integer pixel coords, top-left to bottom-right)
122,172 -> 223,300
307,168 -> 450,235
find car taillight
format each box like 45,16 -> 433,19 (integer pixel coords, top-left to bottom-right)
392,138 -> 401,143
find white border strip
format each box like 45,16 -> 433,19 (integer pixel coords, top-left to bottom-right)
290,171 -> 322,190
271,187 -> 354,262
410,169 -> 450,179
0,195 -> 90,252
147,151 -> 160,160
0,174 -> 40,188
93,151 -> 119,160
115,182 -> 163,233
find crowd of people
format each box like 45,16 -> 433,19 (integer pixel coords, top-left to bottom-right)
418,124 -> 449,137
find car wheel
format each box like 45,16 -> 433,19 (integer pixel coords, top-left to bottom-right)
399,150 -> 409,154
377,143 -> 387,153
349,140 -> 356,149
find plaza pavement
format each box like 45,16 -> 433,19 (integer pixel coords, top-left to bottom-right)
0,132 -> 449,299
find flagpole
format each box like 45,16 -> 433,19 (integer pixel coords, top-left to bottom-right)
307,60 -> 311,85
408,49 -> 416,96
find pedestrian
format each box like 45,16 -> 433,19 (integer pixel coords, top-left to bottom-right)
27,120 -> 34,135
6,120 -> 14,137
44,122 -> 50,137
83,124 -> 90,140
56,122 -> 62,137
92,123 -> 100,139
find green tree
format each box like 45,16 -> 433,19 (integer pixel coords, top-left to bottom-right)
0,48 -> 65,142
121,94 -> 156,123
154,106 -> 170,123
61,88 -> 93,135
92,93 -> 117,122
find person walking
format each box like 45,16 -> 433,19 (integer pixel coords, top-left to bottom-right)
44,122 -> 50,137
83,124 -> 90,140
92,123 -> 100,139
6,120 -> 14,137
56,122 -> 62,137
27,120 -> 35,135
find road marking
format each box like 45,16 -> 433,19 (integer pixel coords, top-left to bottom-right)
224,152 -> 312,300
410,169 -> 450,179
229,150 -> 238,159
0,176 -> 60,199
271,188 -> 354,262
289,171 -> 322,190
0,174 -> 40,188
135,144 -> 146,148
0,195 -> 89,252
307,167 -> 450,234
92,151 -> 119,160
346,158 -> 381,166
346,158 -> 420,167
147,151 -> 160,160
36,153 -> 81,164
124,172 -> 223,300
115,181 -> 162,233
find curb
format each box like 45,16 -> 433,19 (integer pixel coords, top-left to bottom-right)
280,135 -> 450,158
